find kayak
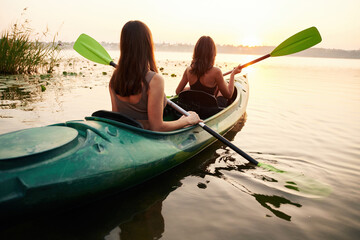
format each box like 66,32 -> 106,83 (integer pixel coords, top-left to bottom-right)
0,76 -> 249,217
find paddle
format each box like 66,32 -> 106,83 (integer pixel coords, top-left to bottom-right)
73,33 -> 117,68
223,26 -> 322,76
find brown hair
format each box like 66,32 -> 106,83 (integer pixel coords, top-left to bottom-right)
110,21 -> 158,96
190,36 -> 216,78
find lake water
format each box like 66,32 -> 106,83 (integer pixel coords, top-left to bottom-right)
0,51 -> 359,239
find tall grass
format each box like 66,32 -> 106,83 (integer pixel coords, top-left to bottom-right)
0,15 -> 61,75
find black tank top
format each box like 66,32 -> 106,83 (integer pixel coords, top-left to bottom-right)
190,77 -> 217,95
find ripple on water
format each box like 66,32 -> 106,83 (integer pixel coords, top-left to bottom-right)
212,149 -> 332,200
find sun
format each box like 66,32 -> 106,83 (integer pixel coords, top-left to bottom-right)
241,35 -> 262,47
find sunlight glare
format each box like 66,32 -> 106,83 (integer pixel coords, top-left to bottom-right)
240,35 -> 262,47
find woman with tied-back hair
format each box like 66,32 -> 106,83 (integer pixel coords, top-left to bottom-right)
109,20 -> 200,131
176,36 -> 242,100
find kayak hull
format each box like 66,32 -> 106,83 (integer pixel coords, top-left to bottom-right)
0,77 -> 249,217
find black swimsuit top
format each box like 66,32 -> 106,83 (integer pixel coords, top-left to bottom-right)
190,77 -> 217,95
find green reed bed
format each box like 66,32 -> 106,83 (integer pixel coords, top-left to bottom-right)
0,18 -> 61,75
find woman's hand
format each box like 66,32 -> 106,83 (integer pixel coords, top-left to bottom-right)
231,64 -> 242,76
180,111 -> 201,127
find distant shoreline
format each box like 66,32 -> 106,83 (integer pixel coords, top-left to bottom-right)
154,44 -> 360,60
61,42 -> 360,60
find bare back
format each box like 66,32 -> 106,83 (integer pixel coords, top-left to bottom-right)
186,66 -> 220,89
176,66 -> 235,99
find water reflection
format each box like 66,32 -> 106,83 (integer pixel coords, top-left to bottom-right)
0,60 -> 110,114
253,194 -> 301,221
0,75 -> 45,110
118,201 -> 164,240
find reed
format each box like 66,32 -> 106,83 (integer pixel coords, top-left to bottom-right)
0,17 -> 61,75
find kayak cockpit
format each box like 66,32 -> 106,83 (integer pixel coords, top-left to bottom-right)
91,110 -> 144,129
86,88 -> 238,131
176,88 -> 237,119
83,80 -> 243,136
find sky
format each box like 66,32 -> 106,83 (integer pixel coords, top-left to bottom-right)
1,0 -> 359,50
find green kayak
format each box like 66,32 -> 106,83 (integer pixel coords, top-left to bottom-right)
0,77 -> 249,217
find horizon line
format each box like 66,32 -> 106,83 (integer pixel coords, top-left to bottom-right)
58,41 -> 360,52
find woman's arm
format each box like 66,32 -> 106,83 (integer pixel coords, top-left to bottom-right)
175,67 -> 190,95
216,65 -> 242,99
148,73 -> 201,132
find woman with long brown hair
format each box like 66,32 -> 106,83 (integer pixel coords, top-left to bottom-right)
109,21 -> 200,131
176,36 -> 242,99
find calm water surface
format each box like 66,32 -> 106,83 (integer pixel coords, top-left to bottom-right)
0,51 -> 359,240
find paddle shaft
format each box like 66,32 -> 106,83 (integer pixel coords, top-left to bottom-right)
166,99 -> 259,165
110,61 -> 117,68
223,54 -> 270,76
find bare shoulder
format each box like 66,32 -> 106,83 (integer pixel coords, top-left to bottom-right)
209,67 -> 223,78
184,66 -> 191,75
151,72 -> 164,81
211,66 -> 222,75
149,73 -> 164,89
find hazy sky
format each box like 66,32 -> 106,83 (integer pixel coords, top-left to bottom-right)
1,0 -> 359,50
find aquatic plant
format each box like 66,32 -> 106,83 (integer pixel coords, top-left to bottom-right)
62,71 -> 78,76
0,9 -> 61,75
